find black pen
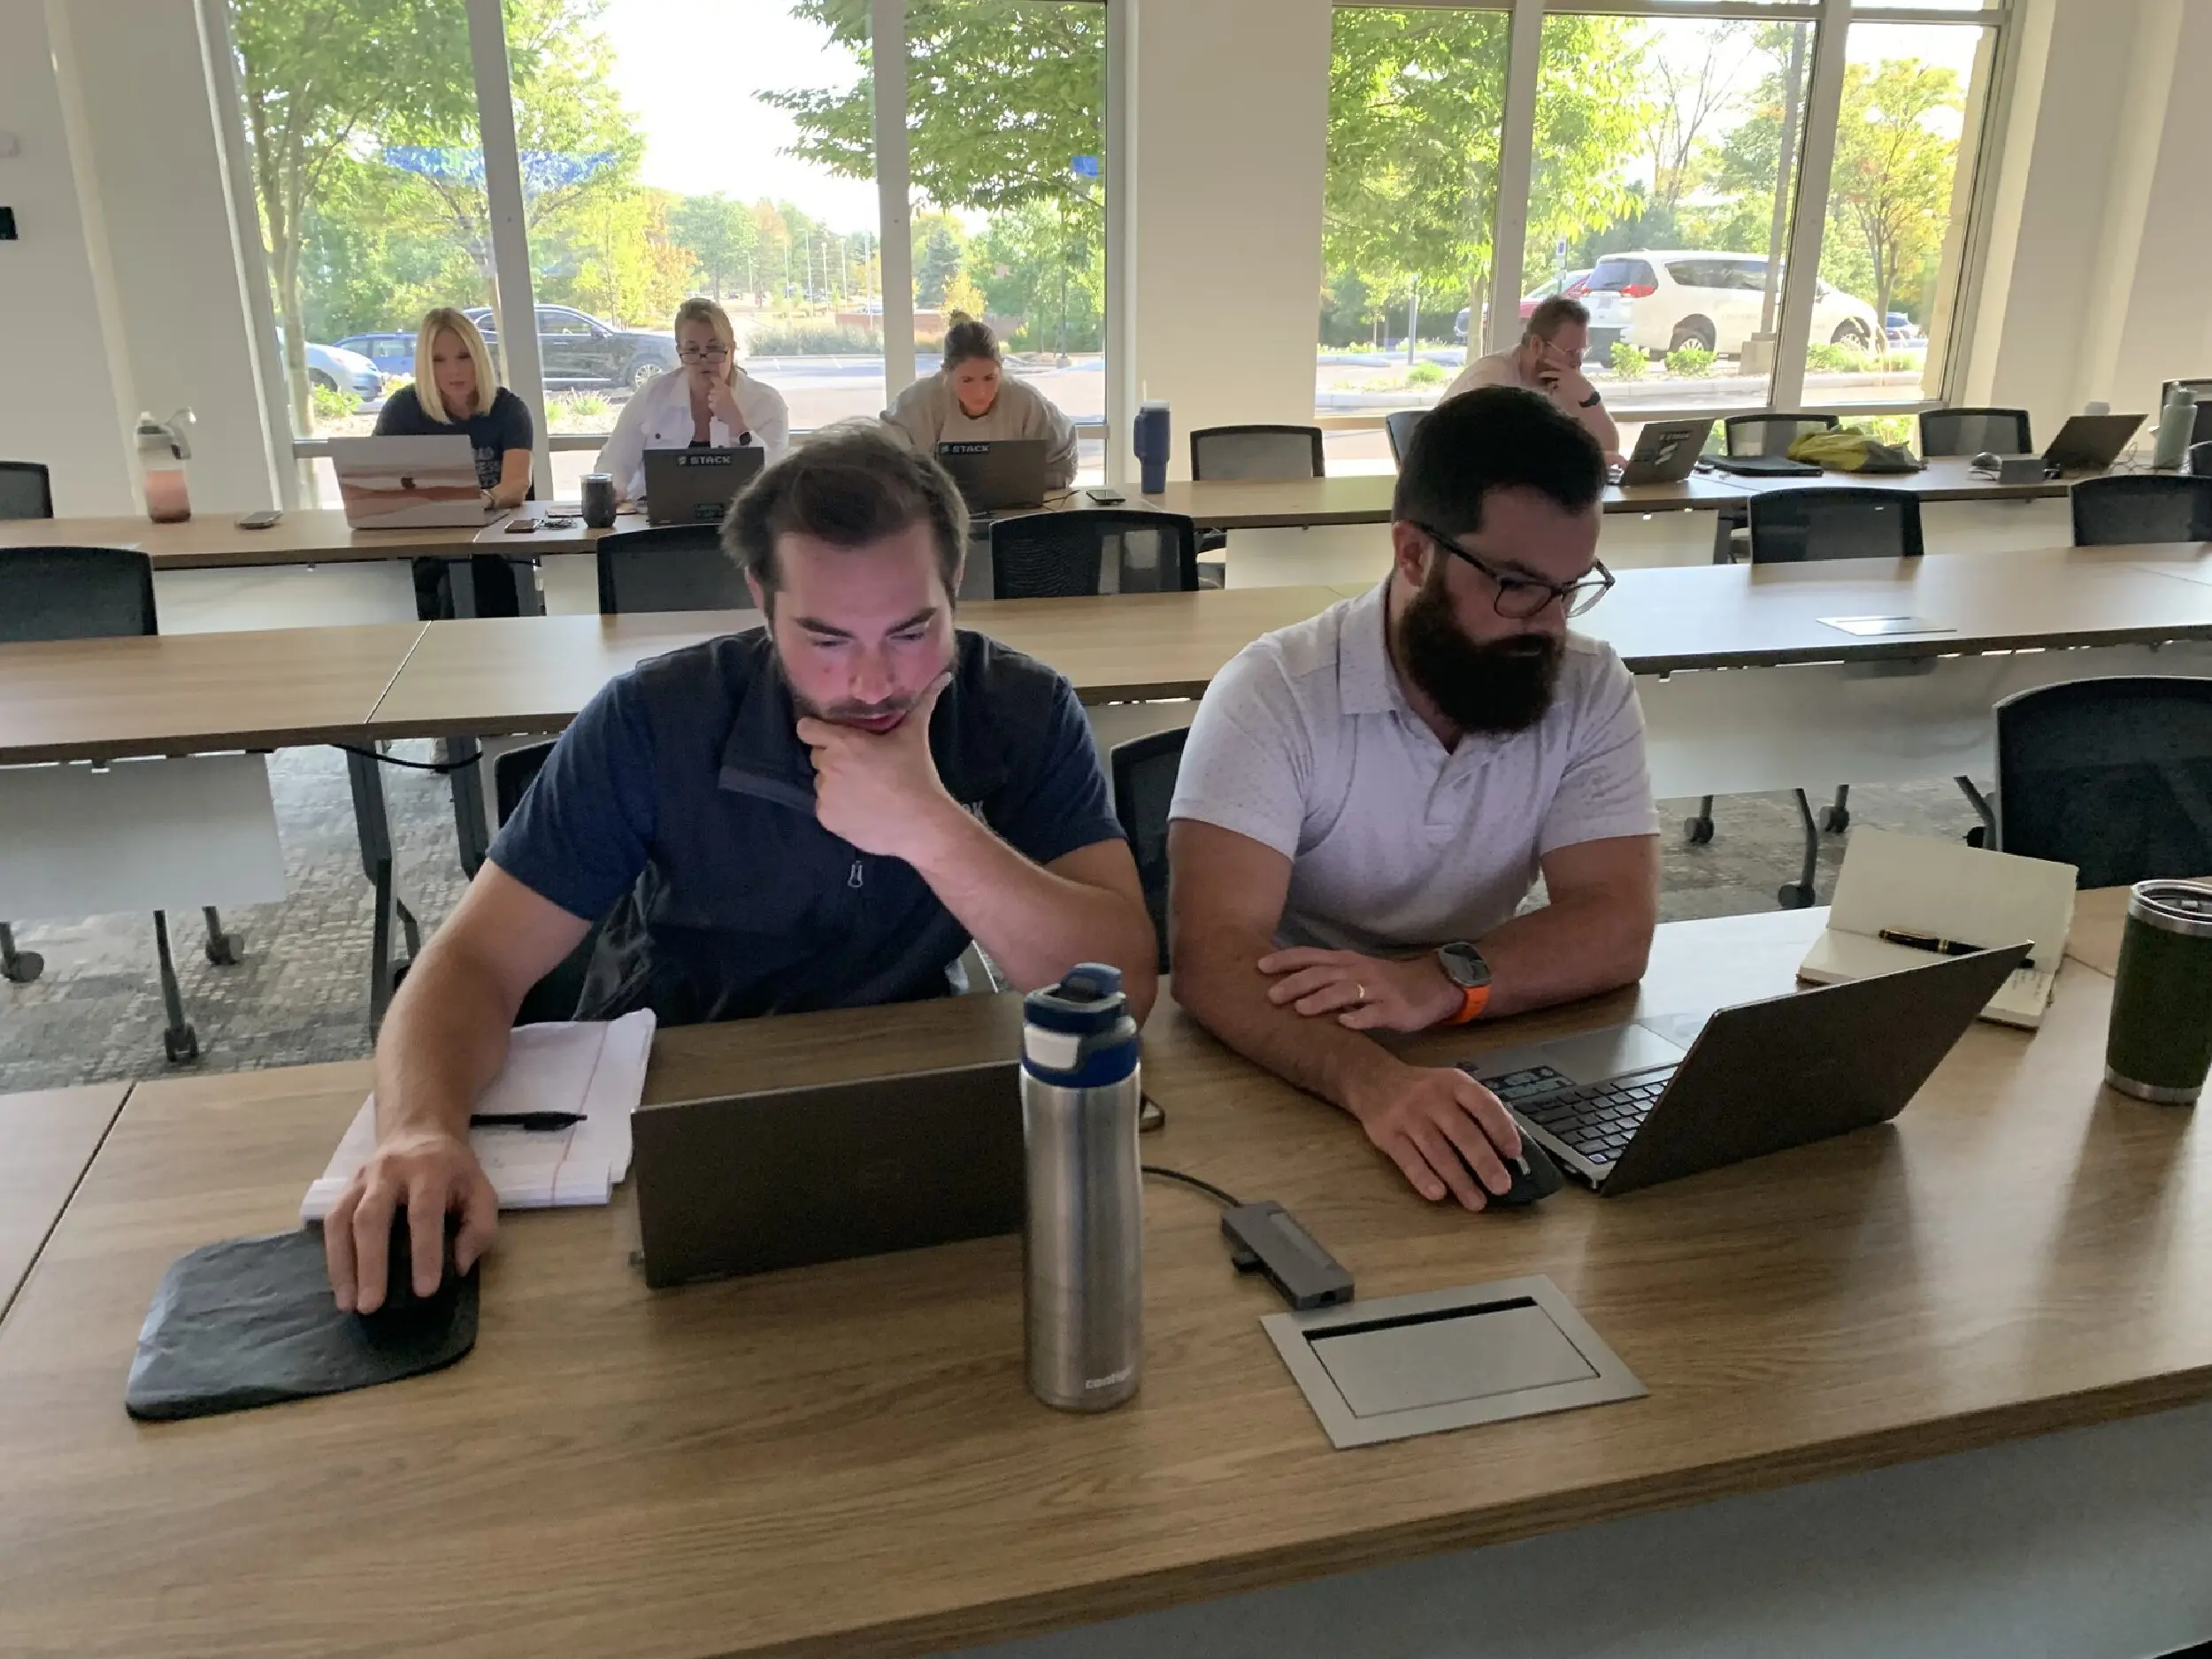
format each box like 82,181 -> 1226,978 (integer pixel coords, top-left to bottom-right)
469,1110 -> 586,1131
1878,927 -> 1986,958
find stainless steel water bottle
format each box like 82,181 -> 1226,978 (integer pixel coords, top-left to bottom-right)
1021,963 -> 1143,1412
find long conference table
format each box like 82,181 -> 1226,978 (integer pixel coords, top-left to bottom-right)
6,543 -> 2212,1033
5,898 -> 2212,1658
0,457 -> 2082,573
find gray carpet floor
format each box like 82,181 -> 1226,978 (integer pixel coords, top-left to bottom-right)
0,747 -> 1986,1094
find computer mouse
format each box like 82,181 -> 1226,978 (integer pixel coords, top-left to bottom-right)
1487,1141 -> 1566,1210
358,1206 -> 464,1329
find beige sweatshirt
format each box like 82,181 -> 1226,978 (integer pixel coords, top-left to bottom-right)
885,372 -> 1079,488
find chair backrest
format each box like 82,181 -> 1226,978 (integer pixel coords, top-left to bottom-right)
1110,726 -> 1188,973
0,546 -> 158,643
2069,474 -> 2212,547
1188,425 -> 1325,482
1919,407 -> 2032,457
492,740 -> 605,1025
1746,488 -> 1924,564
0,461 -> 54,521
1384,411 -> 1425,467
1995,677 -> 2212,888
1724,413 -> 1840,457
989,510 -> 1200,600
595,524 -> 752,615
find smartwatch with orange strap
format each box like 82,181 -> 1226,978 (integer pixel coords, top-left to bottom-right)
1437,941 -> 1493,1025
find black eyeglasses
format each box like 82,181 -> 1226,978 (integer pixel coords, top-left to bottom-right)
1412,522 -> 1615,619
678,344 -> 732,364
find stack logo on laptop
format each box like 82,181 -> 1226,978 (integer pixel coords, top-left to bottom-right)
1795,828 -> 2078,1029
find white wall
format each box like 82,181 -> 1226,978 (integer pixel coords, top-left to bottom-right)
70,0 -> 279,511
0,0 -> 140,514
1124,0 -> 1332,481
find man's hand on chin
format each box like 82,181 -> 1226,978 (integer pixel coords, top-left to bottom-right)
797,672 -> 967,864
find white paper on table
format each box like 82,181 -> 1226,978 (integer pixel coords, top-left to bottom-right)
300,1010 -> 657,1221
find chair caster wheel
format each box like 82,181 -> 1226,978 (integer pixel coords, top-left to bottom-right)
205,933 -> 242,967
1778,883 -> 1816,910
1683,817 -> 1715,846
4,950 -> 44,984
1818,807 -> 1850,833
1965,826 -> 1987,849
165,1025 -> 200,1064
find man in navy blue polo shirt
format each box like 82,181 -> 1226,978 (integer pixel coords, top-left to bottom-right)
326,423 -> 1155,1312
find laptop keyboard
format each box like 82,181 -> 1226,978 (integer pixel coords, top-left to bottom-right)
1475,1064 -> 1681,1170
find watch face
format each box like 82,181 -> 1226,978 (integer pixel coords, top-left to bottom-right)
1439,942 -> 1491,989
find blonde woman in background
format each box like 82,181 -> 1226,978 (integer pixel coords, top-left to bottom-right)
377,306 -> 536,616
374,306 -> 534,509
886,312 -> 1078,488
595,296 -> 791,503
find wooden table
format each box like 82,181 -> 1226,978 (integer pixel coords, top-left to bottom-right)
0,1083 -> 130,1325
7,910 -> 2210,1659
0,621 -> 424,764
0,509 -> 491,572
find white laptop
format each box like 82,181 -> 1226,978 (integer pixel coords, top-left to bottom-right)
329,435 -> 491,530
1796,828 -> 2078,1029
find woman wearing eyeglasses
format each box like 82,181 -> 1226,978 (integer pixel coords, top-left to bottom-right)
594,296 -> 790,503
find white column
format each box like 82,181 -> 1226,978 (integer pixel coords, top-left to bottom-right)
872,0 -> 917,409
1486,0 -> 1546,357
466,0 -> 549,497
1770,0 -> 1851,412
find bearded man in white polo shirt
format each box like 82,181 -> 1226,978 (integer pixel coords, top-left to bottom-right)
1169,386 -> 1660,1211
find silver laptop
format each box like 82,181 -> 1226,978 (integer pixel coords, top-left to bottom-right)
937,439 -> 1050,514
1615,419 -> 1714,488
329,435 -> 490,529
1465,945 -> 2028,1197
644,444 -> 764,527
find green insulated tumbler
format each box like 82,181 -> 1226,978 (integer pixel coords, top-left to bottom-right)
2105,880 -> 2212,1103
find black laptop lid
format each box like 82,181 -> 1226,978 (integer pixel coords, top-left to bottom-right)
1601,944 -> 2030,1197
633,1060 -> 1024,1287
937,439 -> 1049,511
645,445 -> 764,525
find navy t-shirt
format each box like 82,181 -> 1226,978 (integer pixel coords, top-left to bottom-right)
374,384 -> 534,490
488,628 -> 1126,1025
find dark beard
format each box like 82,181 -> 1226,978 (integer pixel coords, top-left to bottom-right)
1396,568 -> 1563,735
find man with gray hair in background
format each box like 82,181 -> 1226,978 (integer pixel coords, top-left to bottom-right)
1447,295 -> 1622,459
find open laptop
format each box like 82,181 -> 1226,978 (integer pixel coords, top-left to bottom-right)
2041,413 -> 2147,475
329,435 -> 490,529
937,439 -> 1050,514
1465,944 -> 2029,1198
1615,419 -> 1715,488
644,444 -> 765,527
632,1061 -> 1024,1288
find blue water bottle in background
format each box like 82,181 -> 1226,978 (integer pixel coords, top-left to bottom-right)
1134,402 -> 1171,496
1021,964 -> 1143,1412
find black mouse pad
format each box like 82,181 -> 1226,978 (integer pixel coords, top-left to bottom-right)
125,1227 -> 477,1422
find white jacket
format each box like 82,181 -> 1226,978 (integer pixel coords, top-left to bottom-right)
885,373 -> 1079,488
594,366 -> 791,501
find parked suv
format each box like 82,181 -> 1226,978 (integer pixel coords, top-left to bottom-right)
1576,250 -> 1882,360
461,305 -> 679,390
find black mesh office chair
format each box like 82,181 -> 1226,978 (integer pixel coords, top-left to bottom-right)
1188,426 -> 1326,481
595,523 -> 752,614
1919,408 -> 2032,457
0,460 -> 54,520
1385,411 -> 1426,466
2193,441 -> 2212,478
1724,413 -> 1840,457
1110,726 -> 1189,972
2070,474 -> 2212,547
493,741 -> 604,1025
1686,489 -> 1932,910
0,546 -> 239,1060
989,511 -> 1200,599
1993,678 -> 2212,889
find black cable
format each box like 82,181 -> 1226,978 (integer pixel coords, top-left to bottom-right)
333,743 -> 475,775
1141,1164 -> 1243,1210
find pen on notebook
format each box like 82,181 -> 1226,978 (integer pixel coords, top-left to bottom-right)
469,1110 -> 586,1132
1878,928 -> 1987,958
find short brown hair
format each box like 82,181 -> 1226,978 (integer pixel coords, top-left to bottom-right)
1526,296 -> 1591,342
722,420 -> 968,607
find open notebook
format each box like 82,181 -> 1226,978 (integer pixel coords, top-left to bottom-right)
1797,829 -> 2077,1030
302,1011 -> 657,1220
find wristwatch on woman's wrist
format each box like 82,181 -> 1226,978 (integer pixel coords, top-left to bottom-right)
1437,941 -> 1493,1025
